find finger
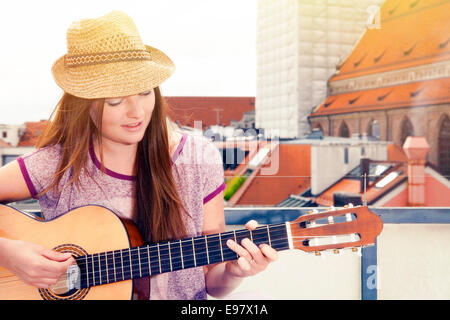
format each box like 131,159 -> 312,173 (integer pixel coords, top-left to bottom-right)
226,239 -> 253,263
245,220 -> 259,230
259,243 -> 278,262
29,277 -> 60,289
241,238 -> 265,265
237,256 -> 251,272
41,249 -> 73,262
40,256 -> 75,276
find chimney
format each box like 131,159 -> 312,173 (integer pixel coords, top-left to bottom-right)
402,136 -> 430,206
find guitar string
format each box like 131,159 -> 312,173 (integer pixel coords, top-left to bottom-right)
0,216 -> 359,285
0,231 -> 292,282
0,236 -> 362,291
0,222 -> 360,280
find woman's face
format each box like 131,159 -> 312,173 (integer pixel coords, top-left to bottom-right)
94,89 -> 155,146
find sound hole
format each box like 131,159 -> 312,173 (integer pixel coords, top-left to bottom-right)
38,244 -> 89,300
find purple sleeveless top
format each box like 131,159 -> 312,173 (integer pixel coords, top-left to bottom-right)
17,132 -> 225,300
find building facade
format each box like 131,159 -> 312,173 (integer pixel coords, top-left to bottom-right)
256,0 -> 384,139
308,0 -> 450,177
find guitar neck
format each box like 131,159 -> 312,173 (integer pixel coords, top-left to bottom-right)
74,223 -> 291,288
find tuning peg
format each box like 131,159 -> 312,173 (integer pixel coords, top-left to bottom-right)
315,251 -> 321,256
352,247 -> 362,256
333,249 -> 340,254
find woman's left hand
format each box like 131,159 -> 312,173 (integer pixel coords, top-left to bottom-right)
224,220 -> 278,278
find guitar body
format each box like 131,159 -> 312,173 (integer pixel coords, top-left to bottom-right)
0,204 -> 143,300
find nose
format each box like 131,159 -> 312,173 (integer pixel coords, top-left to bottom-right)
125,95 -> 145,119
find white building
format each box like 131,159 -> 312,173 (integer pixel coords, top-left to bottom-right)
256,0 -> 385,139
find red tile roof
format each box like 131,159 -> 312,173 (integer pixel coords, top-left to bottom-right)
17,120 -> 48,147
229,144 -> 311,206
311,78 -> 450,116
165,96 -> 254,128
331,0 -> 450,82
314,162 -> 408,207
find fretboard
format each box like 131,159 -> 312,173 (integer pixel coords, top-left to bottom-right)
74,223 -> 290,289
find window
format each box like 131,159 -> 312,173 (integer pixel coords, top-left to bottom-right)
339,121 -> 350,138
400,117 -> 414,146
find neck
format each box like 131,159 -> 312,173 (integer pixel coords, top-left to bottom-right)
74,223 -> 292,289
93,137 -> 138,176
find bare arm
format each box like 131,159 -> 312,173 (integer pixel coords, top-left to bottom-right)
0,160 -> 32,203
0,160 -> 74,288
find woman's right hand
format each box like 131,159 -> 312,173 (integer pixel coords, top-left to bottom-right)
0,238 -> 75,289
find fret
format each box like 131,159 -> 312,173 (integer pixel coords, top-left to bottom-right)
266,225 -> 272,246
137,247 -> 142,278
205,234 -> 222,264
234,228 -> 251,247
179,240 -> 184,269
219,231 -> 238,261
148,244 -> 160,275
181,238 -> 195,269
120,249 -> 125,281
168,242 -> 173,271
219,233 -> 224,261
158,242 -> 172,273
97,253 -> 102,285
169,240 -> 183,272
157,243 -> 162,274
98,252 -> 108,285
85,255 -> 90,288
136,245 -> 149,278
113,249 -> 123,282
91,254 -> 97,286
205,235 -> 210,265
192,238 -> 197,267
193,236 -> 208,267
129,247 -> 141,279
104,252 -> 109,284
250,226 -> 270,247
106,251 -> 115,284
146,245 -> 152,276
121,249 -> 131,280
250,229 -> 253,242
267,224 -> 290,251
129,248 -> 133,279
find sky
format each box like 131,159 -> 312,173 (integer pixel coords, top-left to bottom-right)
0,0 -> 257,124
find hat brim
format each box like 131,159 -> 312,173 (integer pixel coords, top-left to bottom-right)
51,45 -> 175,99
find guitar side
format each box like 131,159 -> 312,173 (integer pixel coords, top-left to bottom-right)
0,204 -> 142,300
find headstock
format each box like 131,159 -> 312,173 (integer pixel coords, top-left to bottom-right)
289,205 -> 383,255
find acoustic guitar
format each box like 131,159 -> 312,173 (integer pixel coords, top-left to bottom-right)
0,204 -> 383,300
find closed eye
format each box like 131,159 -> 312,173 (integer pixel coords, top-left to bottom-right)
140,90 -> 152,96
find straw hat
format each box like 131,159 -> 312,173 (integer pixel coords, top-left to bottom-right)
51,11 -> 175,99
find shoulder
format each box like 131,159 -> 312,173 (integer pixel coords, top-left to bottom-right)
19,144 -> 62,166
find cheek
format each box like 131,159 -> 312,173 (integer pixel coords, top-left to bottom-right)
101,109 -> 123,133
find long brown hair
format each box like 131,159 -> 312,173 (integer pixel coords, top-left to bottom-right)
37,87 -> 187,242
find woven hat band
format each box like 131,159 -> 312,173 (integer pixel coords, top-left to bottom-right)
64,49 -> 152,68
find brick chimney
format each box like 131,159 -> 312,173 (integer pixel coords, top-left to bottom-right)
402,136 -> 430,206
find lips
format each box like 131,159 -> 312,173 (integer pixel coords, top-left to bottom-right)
121,121 -> 143,130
